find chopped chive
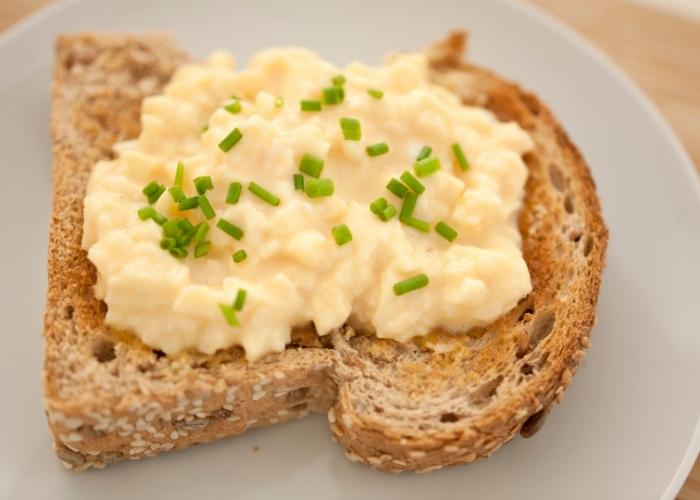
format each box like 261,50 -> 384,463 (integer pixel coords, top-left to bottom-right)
339,117 -> 361,141
217,219 -> 244,240
178,196 -> 199,211
193,222 -> 210,245
234,289 -> 247,311
400,171 -> 425,194
224,99 -> 241,114
386,178 -> 408,198
248,182 -> 280,206
198,195 -> 216,219
220,304 -> 240,327
336,86 -> 345,100
230,94 -> 240,100
293,173 -> 305,191
379,204 -> 397,221
143,181 -> 166,204
232,249 -> 247,263
169,247 -> 188,259
435,221 -> 458,242
452,143 -> 470,170
300,100 -> 322,112
367,88 -> 384,99
162,219 -> 181,237
218,127 -> 243,152
305,178 -> 335,198
275,97 -> 284,108
416,146 -> 432,161
226,182 -> 242,204
404,217 -> 430,232
399,192 -> 418,222
142,181 -> 162,197
174,161 -> 184,187
137,206 -> 166,225
175,231 -> 194,247
366,142 -> 389,157
194,241 -> 210,258
370,197 -> 388,215
414,156 -> 441,177
322,86 -> 343,105
160,237 -> 176,250
332,75 -> 346,87
393,273 -> 429,296
193,176 -> 213,195
179,219 -> 194,233
299,154 -> 324,178
331,224 -> 353,246
168,186 -> 186,203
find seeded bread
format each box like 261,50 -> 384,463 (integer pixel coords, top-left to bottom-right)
44,31 -> 607,472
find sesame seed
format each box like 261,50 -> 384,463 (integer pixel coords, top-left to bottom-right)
345,452 -> 360,463
170,431 -> 179,440
223,404 -> 234,411
273,371 -> 285,380
367,456 -> 381,465
327,408 -> 336,423
252,391 -> 266,401
409,450 -> 426,459
341,414 -> 353,428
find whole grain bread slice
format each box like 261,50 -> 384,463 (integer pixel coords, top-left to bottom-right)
44,31 -> 607,472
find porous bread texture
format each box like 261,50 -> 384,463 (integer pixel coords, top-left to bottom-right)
44,32 -> 607,472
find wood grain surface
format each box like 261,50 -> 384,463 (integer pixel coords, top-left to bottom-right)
1,0 -> 698,498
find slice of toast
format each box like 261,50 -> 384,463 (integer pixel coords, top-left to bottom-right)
44,32 -> 607,472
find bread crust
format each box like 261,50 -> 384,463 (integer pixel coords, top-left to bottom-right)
44,32 -> 607,472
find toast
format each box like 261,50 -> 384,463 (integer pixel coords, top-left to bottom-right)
44,31 -> 607,472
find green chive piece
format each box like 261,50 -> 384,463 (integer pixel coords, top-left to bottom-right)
400,171 -> 425,194
393,273 -> 429,296
404,217 -> 430,233
332,75 -> 346,87
232,249 -> 247,263
452,143 -> 470,170
169,247 -> 188,259
370,197 -> 388,214
305,178 -> 335,198
379,204 -> 397,221
386,178 -> 408,198
175,230 -> 195,247
168,186 -> 186,203
300,100 -> 322,112
226,182 -> 242,204
366,142 -> 389,157
201,124 -> 209,133
435,221 -> 458,242
193,222 -> 210,245
220,304 -> 240,327
367,88 -> 384,99
336,86 -> 345,100
194,241 -> 210,258
224,99 -> 241,114
160,237 -> 176,250
198,195 -> 216,219
340,117 -> 361,141
142,181 -> 161,197
293,173 -> 305,191
178,196 -> 199,211
417,146 -> 432,161
137,206 -> 166,225
275,97 -> 284,108
179,219 -> 194,233
217,219 -> 244,240
193,176 -> 213,195
414,156 -> 442,178
322,86 -> 343,105
399,192 -> 418,222
174,161 -> 184,187
143,181 -> 166,204
218,127 -> 243,152
162,219 -> 181,237
299,154 -> 325,178
248,182 -> 280,206
331,224 -> 353,246
234,289 -> 247,311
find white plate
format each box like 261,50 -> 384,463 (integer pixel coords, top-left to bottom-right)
1,0 -> 698,498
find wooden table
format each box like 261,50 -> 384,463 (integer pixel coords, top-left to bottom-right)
1,0 -> 698,498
